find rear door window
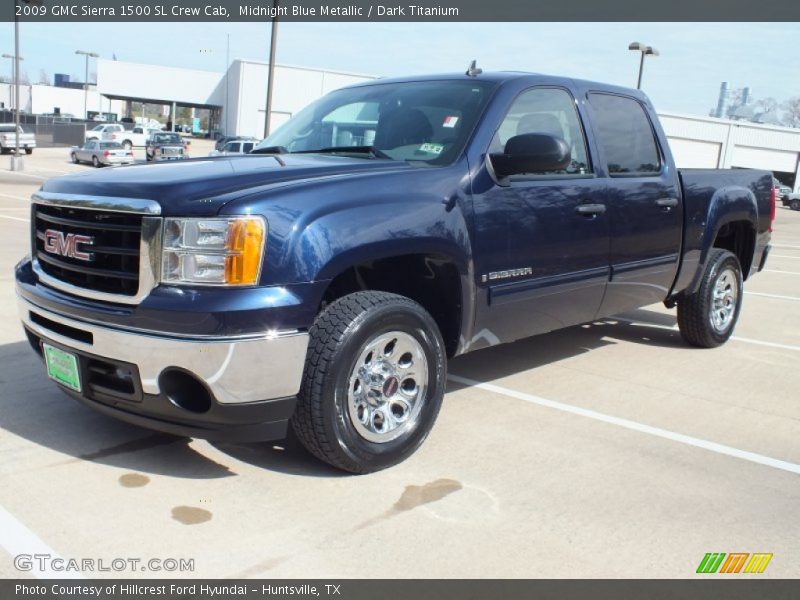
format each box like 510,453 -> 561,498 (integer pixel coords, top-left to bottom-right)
588,93 -> 661,176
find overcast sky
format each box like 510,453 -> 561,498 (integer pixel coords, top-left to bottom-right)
2,21 -> 798,116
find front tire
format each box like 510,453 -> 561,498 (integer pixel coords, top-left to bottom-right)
25,148 -> 33,155
292,291 -> 447,474
677,248 -> 743,348
791,198 -> 800,211
71,153 -> 79,164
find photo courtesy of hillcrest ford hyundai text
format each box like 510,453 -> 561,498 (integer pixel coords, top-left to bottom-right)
17,70 -> 773,473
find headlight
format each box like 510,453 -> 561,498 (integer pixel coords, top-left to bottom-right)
161,217 -> 266,286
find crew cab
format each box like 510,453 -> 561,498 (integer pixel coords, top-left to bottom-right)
104,126 -> 162,150
0,124 -> 36,154
15,72 -> 774,473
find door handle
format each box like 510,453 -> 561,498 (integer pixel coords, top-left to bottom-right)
656,197 -> 679,209
575,203 -> 606,216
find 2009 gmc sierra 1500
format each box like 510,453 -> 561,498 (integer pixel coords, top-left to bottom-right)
15,71 -> 774,473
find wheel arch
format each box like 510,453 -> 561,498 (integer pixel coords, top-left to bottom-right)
317,246 -> 474,358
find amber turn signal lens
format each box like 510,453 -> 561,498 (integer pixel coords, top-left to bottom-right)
224,218 -> 265,285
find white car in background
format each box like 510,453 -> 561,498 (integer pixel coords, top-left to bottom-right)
0,123 -> 36,154
208,138 -> 259,157
70,140 -> 135,167
104,126 -> 162,150
85,123 -> 123,141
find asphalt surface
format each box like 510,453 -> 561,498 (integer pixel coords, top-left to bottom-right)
1,150 -> 798,579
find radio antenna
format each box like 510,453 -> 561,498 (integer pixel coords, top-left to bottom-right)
466,60 -> 482,77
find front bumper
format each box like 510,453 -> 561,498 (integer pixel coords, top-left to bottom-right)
18,294 -> 309,441
153,153 -> 188,161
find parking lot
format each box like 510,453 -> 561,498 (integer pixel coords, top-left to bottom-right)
0,153 -> 798,579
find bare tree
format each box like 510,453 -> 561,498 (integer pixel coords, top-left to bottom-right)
18,70 -> 30,84
38,69 -> 50,85
782,97 -> 800,128
755,97 -> 778,113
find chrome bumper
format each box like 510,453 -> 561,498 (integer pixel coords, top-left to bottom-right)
18,295 -> 309,405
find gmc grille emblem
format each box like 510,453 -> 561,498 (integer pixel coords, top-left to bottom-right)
43,229 -> 94,262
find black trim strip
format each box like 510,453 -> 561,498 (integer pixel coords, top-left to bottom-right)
489,267 -> 609,306
36,251 -> 139,280
35,212 -> 141,232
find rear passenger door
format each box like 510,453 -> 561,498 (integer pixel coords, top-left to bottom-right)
586,92 -> 683,316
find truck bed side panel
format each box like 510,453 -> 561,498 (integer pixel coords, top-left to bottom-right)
671,168 -> 772,296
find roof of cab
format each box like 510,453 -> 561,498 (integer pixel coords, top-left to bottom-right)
344,71 -> 649,102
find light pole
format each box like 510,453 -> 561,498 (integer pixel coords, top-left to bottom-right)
263,0 -> 279,138
75,49 -> 99,120
628,41 -> 659,89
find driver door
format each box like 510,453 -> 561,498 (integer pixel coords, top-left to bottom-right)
472,86 -> 610,344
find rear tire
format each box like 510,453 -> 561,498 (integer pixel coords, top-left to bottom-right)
122,140 -> 132,151
24,148 -> 33,155
92,156 -> 100,168
791,198 -> 800,211
677,248 -> 743,348
291,291 -> 447,474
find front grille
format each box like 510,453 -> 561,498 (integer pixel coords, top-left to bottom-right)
34,204 -> 142,296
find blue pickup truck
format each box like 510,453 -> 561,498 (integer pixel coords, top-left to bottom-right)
15,71 -> 774,473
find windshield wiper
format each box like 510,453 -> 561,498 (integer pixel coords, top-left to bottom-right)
293,146 -> 392,159
250,145 -> 288,154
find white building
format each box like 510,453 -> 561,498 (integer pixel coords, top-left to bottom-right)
95,58 -> 374,138
661,112 -> 800,192
4,59 -> 800,192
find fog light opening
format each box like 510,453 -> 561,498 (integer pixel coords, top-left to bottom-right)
159,368 -> 213,414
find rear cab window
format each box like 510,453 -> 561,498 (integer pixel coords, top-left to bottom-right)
587,93 -> 662,176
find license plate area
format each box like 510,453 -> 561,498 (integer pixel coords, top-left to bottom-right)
43,343 -> 82,392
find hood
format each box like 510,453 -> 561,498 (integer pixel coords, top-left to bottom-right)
40,154 -> 413,215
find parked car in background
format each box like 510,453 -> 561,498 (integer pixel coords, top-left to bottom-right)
214,135 -> 255,152
70,140 -> 135,167
86,124 -> 123,141
208,138 -> 259,156
0,124 -> 36,154
145,132 -> 189,161
773,177 -> 792,203
787,193 -> 800,211
105,126 -> 162,150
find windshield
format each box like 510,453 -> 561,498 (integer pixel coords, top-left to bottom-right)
152,133 -> 182,144
254,80 -> 496,165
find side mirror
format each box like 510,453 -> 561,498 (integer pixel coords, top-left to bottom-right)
489,133 -> 571,179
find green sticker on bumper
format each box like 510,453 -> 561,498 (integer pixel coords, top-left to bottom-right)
43,344 -> 82,392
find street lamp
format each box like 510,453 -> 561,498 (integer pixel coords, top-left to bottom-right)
75,49 -> 99,120
628,41 -> 659,89
263,0 -> 279,138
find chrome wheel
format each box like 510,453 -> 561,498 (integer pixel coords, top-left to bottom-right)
347,331 -> 428,444
709,267 -> 738,333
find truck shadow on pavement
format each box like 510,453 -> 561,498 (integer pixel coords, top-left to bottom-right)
0,309 -> 680,477
0,340 -> 345,478
448,308 -> 682,389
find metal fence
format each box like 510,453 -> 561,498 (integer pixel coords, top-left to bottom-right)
0,110 -> 101,148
